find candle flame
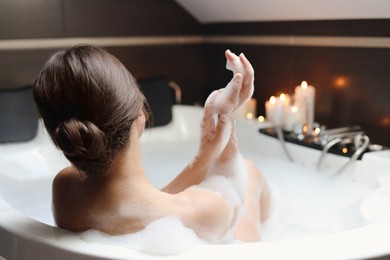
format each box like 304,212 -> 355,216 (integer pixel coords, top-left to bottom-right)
334,77 -> 348,89
270,96 -> 276,104
246,112 -> 253,119
302,125 -> 309,133
342,147 -> 348,154
301,81 -> 308,89
381,116 -> 390,126
279,93 -> 286,101
258,115 -> 265,122
291,106 -> 298,113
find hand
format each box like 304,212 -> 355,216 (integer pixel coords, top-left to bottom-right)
199,73 -> 243,162
225,50 -> 255,110
198,89 -> 232,164
205,73 -> 244,116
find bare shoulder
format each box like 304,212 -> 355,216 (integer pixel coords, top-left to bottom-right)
52,166 -> 82,199
53,166 -> 79,186
52,166 -> 85,230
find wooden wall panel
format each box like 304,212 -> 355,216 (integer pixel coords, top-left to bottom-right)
0,0 -> 204,103
106,45 -> 205,105
0,49 -> 57,87
0,44 -> 205,104
0,0 -> 63,39
63,0 -> 201,36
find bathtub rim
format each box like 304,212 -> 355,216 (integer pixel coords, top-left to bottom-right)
1,104 -> 390,259
1,200 -> 390,260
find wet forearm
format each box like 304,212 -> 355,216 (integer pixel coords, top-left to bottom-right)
161,154 -> 211,194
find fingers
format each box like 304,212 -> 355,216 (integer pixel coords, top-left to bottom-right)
203,90 -> 220,133
225,49 -> 244,75
213,114 -> 232,152
229,73 -> 247,111
237,53 -> 255,108
225,49 -> 236,64
229,73 -> 243,104
203,74 -> 242,138
216,73 -> 243,115
239,53 -> 254,79
226,50 -> 254,83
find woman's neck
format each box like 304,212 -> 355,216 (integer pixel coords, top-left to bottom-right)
85,130 -> 151,191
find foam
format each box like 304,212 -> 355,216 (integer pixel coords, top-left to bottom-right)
189,154 -> 252,242
213,82 -> 239,115
359,175 -> 390,224
79,216 -> 206,255
255,157 -> 370,241
80,160 -> 254,255
194,174 -> 242,208
190,174 -> 244,242
261,180 -> 281,225
360,187 -> 390,224
206,153 -> 248,201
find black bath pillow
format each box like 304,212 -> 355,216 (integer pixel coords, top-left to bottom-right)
0,85 -> 39,143
138,76 -> 175,127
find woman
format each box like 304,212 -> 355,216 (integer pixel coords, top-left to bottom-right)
33,45 -> 270,243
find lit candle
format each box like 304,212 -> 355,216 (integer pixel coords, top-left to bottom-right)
294,81 -> 316,132
265,95 -> 286,126
237,98 -> 257,119
283,105 -> 305,131
258,115 -> 265,122
279,93 -> 291,126
265,96 -> 276,123
273,96 -> 285,126
279,93 -> 291,106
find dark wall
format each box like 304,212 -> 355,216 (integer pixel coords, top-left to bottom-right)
0,0 -> 389,146
203,20 -> 390,146
0,0 -> 204,104
0,0 -> 201,39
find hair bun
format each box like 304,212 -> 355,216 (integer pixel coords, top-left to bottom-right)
55,119 -> 108,174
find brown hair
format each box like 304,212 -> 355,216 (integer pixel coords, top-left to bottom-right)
33,45 -> 148,175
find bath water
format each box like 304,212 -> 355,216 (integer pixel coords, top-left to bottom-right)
80,216 -> 206,255
79,138 -> 372,255
2,134 -> 374,255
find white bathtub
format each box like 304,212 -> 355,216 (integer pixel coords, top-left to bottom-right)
1,105 -> 390,260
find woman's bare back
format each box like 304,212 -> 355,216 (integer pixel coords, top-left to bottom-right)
52,165 -> 236,242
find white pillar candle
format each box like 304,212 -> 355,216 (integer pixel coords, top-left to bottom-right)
273,98 -> 284,126
283,105 -> 305,131
265,96 -> 276,123
265,95 -> 286,126
279,93 -> 291,106
279,93 -> 291,126
294,81 -> 316,133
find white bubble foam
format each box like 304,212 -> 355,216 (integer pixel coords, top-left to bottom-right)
360,186 -> 390,224
193,174 -> 245,243
79,216 -> 206,255
195,175 -> 241,207
206,153 -> 248,201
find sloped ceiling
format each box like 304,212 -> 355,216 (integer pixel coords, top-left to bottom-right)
175,0 -> 390,23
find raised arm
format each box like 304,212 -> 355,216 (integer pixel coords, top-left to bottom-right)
162,73 -> 243,194
162,50 -> 254,194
